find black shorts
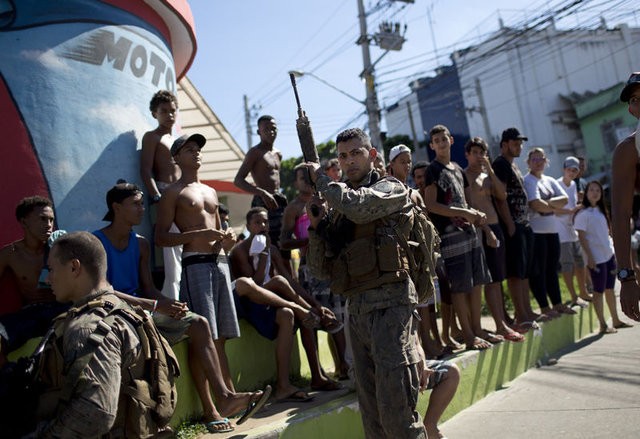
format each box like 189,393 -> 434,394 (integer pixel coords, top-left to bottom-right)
482,223 -> 506,283
504,223 -> 534,279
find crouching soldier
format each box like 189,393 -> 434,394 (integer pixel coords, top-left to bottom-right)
32,232 -> 176,438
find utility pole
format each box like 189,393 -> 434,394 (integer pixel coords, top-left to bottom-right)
406,101 -> 419,151
357,0 -> 383,153
243,94 -> 252,150
474,77 -> 495,156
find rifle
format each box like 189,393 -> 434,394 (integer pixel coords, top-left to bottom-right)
289,73 -> 319,163
289,73 -> 323,217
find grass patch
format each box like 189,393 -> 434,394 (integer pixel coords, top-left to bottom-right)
175,419 -> 207,439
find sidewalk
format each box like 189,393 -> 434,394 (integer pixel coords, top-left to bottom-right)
441,321 -> 640,439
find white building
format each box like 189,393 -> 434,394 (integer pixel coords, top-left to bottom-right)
454,22 -> 639,176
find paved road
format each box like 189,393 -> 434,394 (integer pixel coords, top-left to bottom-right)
441,319 -> 640,439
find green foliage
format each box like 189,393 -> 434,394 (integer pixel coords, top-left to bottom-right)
175,419 -> 207,439
280,141 -> 337,200
281,156 -> 302,201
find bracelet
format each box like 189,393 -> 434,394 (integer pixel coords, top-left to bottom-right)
259,251 -> 269,256
152,299 -> 158,314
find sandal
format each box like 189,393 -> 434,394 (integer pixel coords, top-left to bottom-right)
205,418 -> 234,433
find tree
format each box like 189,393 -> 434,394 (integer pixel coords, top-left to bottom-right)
280,140 -> 337,200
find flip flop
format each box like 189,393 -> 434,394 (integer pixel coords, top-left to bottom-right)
481,332 -> 504,344
534,313 -> 552,322
614,322 -> 633,329
276,389 -> 314,403
599,327 -> 617,334
555,305 -> 577,315
502,331 -> 525,342
236,385 -> 272,425
311,380 -> 343,391
205,418 -> 234,434
466,337 -> 492,351
515,321 -> 540,333
569,300 -> 589,309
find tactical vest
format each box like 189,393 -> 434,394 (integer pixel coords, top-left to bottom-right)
329,208 -> 412,297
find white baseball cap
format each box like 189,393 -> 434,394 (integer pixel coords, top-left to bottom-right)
389,144 -> 412,162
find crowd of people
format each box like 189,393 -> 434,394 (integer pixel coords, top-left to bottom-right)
0,72 -> 639,438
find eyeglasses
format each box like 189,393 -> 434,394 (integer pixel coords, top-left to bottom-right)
630,96 -> 640,105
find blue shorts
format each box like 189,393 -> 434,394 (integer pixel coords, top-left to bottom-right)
233,289 -> 279,341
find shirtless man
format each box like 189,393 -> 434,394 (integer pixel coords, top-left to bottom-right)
234,115 -> 290,263
155,133 -> 239,390
140,90 -> 182,300
0,196 -> 68,366
464,137 -> 524,342
612,72 -> 640,320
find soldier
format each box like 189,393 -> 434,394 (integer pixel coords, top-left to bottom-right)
305,128 -> 426,438
34,232 -> 142,436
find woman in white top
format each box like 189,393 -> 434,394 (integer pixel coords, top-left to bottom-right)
523,148 -> 575,318
574,181 -> 630,333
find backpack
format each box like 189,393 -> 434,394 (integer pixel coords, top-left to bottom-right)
38,296 -> 180,438
393,200 -> 440,303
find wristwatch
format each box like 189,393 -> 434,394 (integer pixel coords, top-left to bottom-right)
616,268 -> 636,282
150,194 -> 161,204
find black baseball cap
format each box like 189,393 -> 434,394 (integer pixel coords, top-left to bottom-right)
103,182 -> 143,221
501,127 -> 528,143
620,72 -> 640,103
170,133 -> 206,156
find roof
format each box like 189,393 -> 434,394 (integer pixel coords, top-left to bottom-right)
202,179 -> 249,194
176,76 -> 247,182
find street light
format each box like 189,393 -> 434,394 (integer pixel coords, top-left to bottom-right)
288,70 -> 365,105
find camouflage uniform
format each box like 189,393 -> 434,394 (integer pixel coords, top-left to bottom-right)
308,171 -> 425,439
35,289 -> 141,438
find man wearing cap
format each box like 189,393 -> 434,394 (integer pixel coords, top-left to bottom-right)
492,127 -> 540,332
612,72 -> 640,321
388,144 -> 412,181
156,133 -> 241,390
556,156 -> 591,307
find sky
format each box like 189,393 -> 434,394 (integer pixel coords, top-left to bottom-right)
184,0 -> 634,160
